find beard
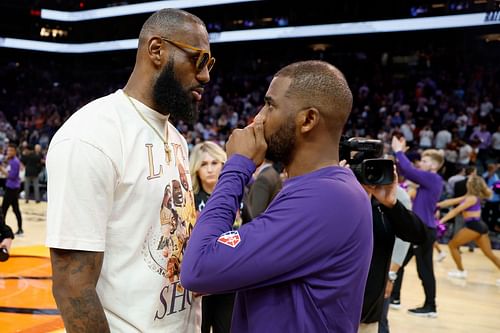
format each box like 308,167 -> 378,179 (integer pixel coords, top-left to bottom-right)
265,117 -> 296,166
152,59 -> 198,124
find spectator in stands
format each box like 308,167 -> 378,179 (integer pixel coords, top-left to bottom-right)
457,140 -> 473,167
482,163 -> 499,231
435,127 -> 452,150
470,123 -> 492,172
20,144 -> 43,203
419,124 -> 434,149
491,125 -> 500,163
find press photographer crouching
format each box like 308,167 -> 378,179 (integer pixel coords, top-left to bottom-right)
340,137 -> 427,333
0,215 -> 14,262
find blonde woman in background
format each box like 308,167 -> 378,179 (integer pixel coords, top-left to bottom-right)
189,141 -> 234,333
437,175 -> 500,284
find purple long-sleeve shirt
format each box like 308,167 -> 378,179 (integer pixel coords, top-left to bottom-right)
470,129 -> 491,150
181,155 -> 373,333
395,151 -> 443,228
5,157 -> 21,189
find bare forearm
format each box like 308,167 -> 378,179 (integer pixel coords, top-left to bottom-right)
438,196 -> 464,208
440,208 -> 461,224
50,248 -> 109,333
53,285 -> 110,333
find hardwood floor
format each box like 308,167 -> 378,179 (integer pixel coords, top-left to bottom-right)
389,246 -> 500,333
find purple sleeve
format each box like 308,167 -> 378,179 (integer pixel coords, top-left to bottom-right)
7,159 -> 20,182
486,133 -> 492,146
181,155 -> 361,294
395,151 -> 434,189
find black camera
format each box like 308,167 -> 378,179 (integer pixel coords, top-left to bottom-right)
0,247 -> 9,262
339,136 -> 394,185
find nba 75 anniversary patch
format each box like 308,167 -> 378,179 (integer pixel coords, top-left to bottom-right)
217,230 -> 241,248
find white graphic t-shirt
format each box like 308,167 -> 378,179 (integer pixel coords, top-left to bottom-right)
46,90 -> 200,332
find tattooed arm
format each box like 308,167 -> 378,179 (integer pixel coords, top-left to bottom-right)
50,248 -> 110,333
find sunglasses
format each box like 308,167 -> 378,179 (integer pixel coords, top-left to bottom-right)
161,37 -> 215,73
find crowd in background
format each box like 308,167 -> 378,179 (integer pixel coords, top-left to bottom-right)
0,50 -> 498,204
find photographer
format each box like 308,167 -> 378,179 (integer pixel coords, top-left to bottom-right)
359,176 -> 426,332
338,142 -> 427,333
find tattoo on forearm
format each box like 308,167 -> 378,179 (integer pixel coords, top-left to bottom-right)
61,288 -> 109,333
51,249 -> 109,333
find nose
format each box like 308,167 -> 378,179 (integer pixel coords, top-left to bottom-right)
254,109 -> 266,123
195,66 -> 210,85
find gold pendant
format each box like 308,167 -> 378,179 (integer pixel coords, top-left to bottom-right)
164,143 -> 172,164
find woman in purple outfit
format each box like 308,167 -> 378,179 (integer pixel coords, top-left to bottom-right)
437,175 -> 500,283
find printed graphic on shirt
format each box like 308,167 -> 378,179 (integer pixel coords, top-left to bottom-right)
217,230 -> 241,248
142,143 -> 197,283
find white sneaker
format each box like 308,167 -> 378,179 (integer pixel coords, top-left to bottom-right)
448,270 -> 467,279
435,251 -> 446,262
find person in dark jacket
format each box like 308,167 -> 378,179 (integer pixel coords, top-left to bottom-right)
20,144 -> 44,203
247,160 -> 283,218
357,166 -> 427,333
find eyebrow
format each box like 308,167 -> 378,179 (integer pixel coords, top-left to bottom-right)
264,96 -> 275,105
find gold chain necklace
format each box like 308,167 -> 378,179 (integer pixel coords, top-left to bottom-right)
124,92 -> 172,163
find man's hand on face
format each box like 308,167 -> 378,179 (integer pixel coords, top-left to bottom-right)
226,117 -> 267,167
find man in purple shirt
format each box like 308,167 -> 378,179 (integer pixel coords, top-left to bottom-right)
0,144 -> 23,235
469,123 -> 492,172
181,61 -> 373,333
390,137 -> 444,317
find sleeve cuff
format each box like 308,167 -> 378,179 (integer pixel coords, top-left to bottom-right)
221,154 -> 256,183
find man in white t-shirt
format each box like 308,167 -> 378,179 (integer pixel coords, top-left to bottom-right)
434,128 -> 452,150
491,125 -> 500,162
46,8 -> 214,333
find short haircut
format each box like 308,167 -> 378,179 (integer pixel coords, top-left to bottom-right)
274,60 -> 353,137
465,166 -> 477,176
139,8 -> 205,43
422,149 -> 444,169
189,141 -> 227,194
487,163 -> 497,173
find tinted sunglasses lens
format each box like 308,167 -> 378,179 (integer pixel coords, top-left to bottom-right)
196,52 -> 209,71
207,58 -> 215,72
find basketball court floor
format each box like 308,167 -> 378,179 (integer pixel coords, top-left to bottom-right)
1,202 -> 499,332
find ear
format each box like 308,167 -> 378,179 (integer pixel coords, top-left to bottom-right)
147,36 -> 166,67
297,108 -> 320,134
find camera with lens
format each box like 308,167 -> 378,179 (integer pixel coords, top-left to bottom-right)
339,136 -> 394,185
